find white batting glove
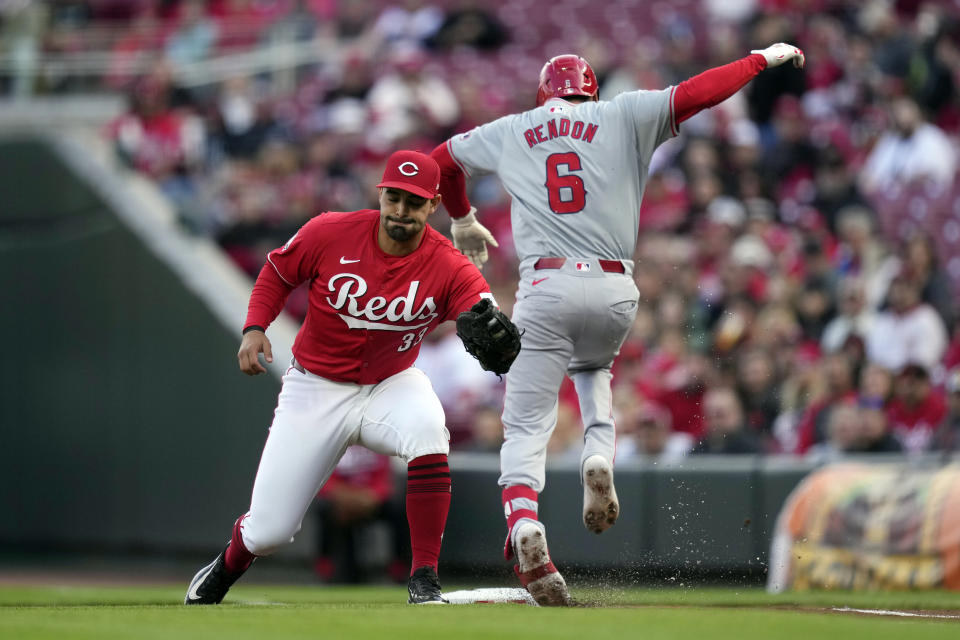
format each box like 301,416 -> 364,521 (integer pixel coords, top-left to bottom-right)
751,43 -> 805,69
451,207 -> 499,269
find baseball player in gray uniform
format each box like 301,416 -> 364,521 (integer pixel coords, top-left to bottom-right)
431,44 -> 804,605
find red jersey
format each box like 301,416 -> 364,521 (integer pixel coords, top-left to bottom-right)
886,391 -> 947,454
247,209 -> 490,384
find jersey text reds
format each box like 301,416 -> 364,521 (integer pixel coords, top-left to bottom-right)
257,209 -> 488,385
326,274 -> 439,330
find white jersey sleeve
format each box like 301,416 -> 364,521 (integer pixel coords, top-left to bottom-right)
447,113 -> 515,176
610,87 -> 677,162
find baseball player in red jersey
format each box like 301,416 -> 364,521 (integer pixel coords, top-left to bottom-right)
184,150 -> 520,605
429,44 -> 805,605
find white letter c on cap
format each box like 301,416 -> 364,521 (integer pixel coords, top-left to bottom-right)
398,161 -> 419,176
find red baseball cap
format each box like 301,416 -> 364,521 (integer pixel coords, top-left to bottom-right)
376,150 -> 440,199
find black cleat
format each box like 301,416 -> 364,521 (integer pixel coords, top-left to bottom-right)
184,546 -> 246,604
407,566 -> 448,604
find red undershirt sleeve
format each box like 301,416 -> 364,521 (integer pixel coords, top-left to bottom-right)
243,261 -> 296,332
430,141 -> 471,219
673,53 -> 767,124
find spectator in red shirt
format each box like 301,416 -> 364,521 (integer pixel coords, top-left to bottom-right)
109,71 -> 203,180
886,363 -> 947,454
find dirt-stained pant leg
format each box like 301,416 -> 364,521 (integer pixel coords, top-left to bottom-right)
499,268 -> 576,493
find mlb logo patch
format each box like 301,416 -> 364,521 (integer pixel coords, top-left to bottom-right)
576,262 -> 590,272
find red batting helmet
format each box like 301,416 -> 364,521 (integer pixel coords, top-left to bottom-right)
536,54 -> 599,107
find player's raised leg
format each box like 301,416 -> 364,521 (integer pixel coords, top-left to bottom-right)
359,367 -> 451,604
185,369 -> 356,604
570,368 -> 620,534
569,277 -> 637,534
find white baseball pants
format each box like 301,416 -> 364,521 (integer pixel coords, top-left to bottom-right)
500,258 -> 638,492
240,365 -> 448,556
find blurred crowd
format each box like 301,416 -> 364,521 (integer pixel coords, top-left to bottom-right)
5,0 -> 960,464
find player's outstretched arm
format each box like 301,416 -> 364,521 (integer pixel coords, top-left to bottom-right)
673,42 -> 804,125
237,328 -> 273,375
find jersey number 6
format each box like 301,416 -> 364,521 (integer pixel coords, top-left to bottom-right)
545,152 -> 586,214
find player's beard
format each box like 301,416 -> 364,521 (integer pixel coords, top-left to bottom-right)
384,217 -> 422,242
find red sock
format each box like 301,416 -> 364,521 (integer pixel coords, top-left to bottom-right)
501,485 -> 539,560
406,453 -> 451,574
223,515 -> 256,574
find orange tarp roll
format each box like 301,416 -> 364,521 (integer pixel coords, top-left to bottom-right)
767,463 -> 960,591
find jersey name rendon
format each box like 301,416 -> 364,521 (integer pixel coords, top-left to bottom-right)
326,272 -> 438,331
523,118 -> 599,148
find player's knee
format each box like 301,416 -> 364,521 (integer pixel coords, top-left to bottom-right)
241,516 -> 300,556
407,424 -> 449,458
403,402 -> 449,459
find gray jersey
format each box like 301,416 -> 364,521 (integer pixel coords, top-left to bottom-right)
448,89 -> 676,261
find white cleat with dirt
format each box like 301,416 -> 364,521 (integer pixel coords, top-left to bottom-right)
512,522 -> 572,607
582,455 -> 619,534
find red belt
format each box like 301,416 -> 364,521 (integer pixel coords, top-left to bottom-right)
533,257 -> 625,274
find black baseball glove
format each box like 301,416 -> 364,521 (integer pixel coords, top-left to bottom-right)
456,298 -> 521,376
